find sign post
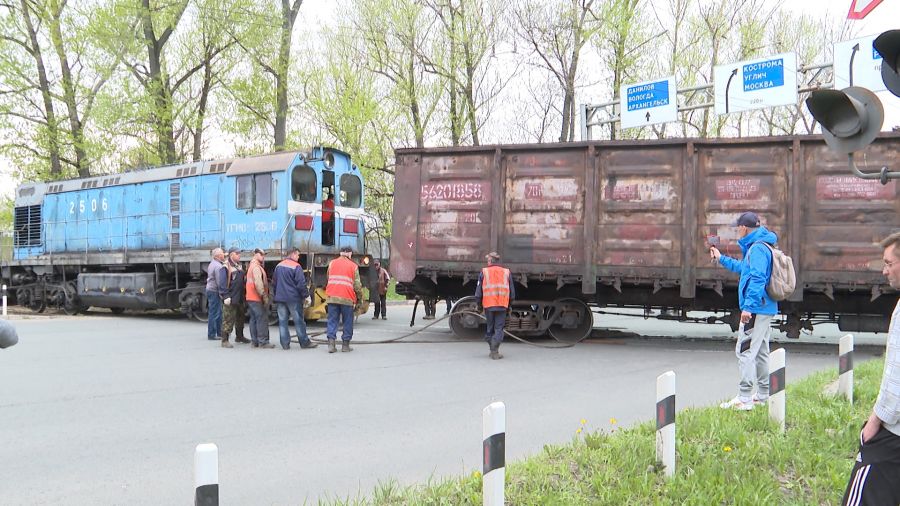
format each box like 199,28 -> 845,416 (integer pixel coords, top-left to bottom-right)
620,76 -> 677,129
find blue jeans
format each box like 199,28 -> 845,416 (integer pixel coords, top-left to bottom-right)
326,303 -> 354,341
484,309 -> 506,347
247,301 -> 270,345
206,290 -> 222,339
276,301 -> 310,349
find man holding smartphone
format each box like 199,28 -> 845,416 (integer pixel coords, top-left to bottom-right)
709,211 -> 779,411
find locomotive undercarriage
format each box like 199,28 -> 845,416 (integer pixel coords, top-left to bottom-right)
401,273 -> 894,341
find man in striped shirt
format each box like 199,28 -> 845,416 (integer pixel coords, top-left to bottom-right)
842,231 -> 900,506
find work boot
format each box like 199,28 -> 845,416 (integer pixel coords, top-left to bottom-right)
221,340 -> 233,349
372,315 -> 379,320
259,343 -> 275,349
328,338 -> 337,353
300,341 -> 319,349
489,342 -> 503,360
235,336 -> 251,344
341,340 -> 353,353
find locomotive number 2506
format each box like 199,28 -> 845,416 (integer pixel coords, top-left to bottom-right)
69,198 -> 108,215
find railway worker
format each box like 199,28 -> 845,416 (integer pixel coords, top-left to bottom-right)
709,211 -> 778,410
245,248 -> 275,349
325,246 -> 364,353
218,247 -> 250,348
372,260 -> 390,320
206,247 -> 226,341
840,232 -> 900,506
272,248 -> 317,350
323,190 -> 335,245
475,251 -> 515,360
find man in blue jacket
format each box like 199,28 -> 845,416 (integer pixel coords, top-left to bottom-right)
272,248 -> 317,350
710,211 -> 778,411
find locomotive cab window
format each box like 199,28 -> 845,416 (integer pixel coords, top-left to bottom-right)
291,165 -> 317,202
235,173 -> 274,209
339,174 -> 362,208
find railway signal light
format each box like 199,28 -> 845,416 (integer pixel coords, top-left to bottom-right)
805,30 -> 900,184
874,29 -> 900,97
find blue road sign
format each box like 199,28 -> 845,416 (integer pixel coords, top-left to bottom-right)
626,80 -> 669,111
742,58 -> 785,92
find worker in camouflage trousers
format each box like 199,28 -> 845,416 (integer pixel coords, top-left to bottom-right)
218,247 -> 250,348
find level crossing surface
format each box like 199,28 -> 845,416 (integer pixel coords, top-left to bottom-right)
0,306 -> 883,505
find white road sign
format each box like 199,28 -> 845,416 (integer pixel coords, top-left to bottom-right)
619,76 -> 677,129
713,52 -> 799,116
834,34 -> 886,91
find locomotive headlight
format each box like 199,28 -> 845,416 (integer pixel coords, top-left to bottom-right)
324,151 -> 335,169
362,256 -> 370,266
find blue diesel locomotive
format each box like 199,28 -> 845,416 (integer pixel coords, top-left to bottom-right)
2,147 -> 386,319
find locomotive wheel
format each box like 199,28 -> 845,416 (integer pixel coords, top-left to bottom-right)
548,298 -> 593,343
19,287 -> 46,313
61,283 -> 81,315
110,307 -> 125,315
448,295 -> 485,339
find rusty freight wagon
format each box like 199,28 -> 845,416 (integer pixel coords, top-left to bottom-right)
390,134 -> 900,341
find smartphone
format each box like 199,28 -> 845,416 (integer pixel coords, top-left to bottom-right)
707,235 -> 720,248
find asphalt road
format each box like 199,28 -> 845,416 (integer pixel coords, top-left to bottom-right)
0,305 -> 885,505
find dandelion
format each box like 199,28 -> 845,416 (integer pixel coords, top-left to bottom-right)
580,418 -> 587,425
609,417 -> 618,425
723,446 -> 733,452
472,470 -> 482,479
576,427 -> 583,434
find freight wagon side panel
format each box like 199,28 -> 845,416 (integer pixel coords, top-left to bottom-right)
695,142 -> 791,287
503,148 -> 585,266
596,145 -> 684,280
415,152 -> 494,265
801,137 -> 898,287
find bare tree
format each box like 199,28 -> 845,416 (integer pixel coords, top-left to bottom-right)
516,0 -> 599,142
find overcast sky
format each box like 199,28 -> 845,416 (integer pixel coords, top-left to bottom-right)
1,0 -> 898,199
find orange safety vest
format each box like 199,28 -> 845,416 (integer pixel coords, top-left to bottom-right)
481,266 -> 511,308
325,257 -> 358,303
245,261 -> 267,302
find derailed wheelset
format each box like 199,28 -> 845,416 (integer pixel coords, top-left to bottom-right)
447,296 -> 593,343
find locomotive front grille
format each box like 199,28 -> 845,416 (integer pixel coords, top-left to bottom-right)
13,205 -> 41,247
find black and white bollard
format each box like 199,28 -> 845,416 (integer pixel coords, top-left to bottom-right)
194,443 -> 219,506
655,371 -> 676,477
482,401 -> 505,506
2,284 -> 6,318
769,348 -> 786,432
839,334 -> 854,404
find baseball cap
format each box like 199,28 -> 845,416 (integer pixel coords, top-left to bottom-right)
733,211 -> 761,228
253,248 -> 266,255
485,251 -> 500,261
227,247 -> 241,254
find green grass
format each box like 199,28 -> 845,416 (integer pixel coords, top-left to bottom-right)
320,358 -> 884,505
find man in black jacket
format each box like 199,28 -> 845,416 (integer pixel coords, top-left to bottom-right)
218,247 -> 250,348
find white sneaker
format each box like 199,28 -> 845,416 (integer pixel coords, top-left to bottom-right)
752,394 -> 768,406
719,396 -> 754,411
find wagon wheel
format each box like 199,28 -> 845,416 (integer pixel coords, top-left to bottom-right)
548,298 -> 593,343
448,295 -> 485,339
